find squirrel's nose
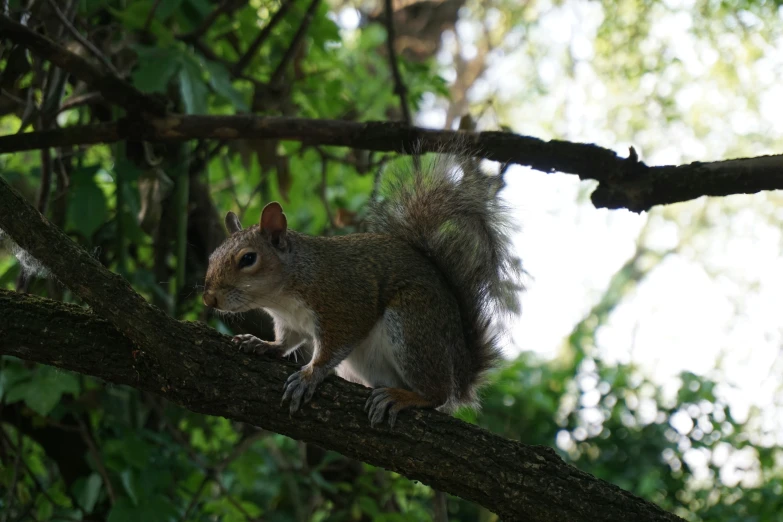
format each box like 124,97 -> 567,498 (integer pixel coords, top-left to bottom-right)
203,291 -> 217,308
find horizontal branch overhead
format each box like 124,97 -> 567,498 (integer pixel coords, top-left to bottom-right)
1,115 -> 781,212
0,163 -> 684,522
2,14 -> 781,212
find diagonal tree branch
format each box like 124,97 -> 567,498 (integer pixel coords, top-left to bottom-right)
0,157 -> 684,521
0,14 -> 166,116
268,0 -> 321,86
0,289 -> 682,522
45,0 -> 120,77
180,0 -> 248,43
231,0 -> 297,77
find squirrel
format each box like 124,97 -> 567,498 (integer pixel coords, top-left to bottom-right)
202,150 -> 522,427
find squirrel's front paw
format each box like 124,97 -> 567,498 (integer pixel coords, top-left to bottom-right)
281,366 -> 326,414
232,334 -> 272,354
365,388 -> 399,428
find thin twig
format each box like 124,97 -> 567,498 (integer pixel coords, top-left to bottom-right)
215,479 -> 257,521
233,0 -> 296,77
1,424 -> 23,522
142,0 -> 163,33
0,88 -> 27,106
382,0 -> 419,172
77,416 -> 117,505
268,0 -> 321,86
0,14 -> 166,116
58,92 -> 101,113
16,87 -> 37,134
180,474 -> 211,522
45,0 -> 120,77
316,150 -> 335,232
383,0 -> 412,125
147,397 -> 265,520
36,146 -> 51,214
185,0 -> 247,43
0,428 -> 69,512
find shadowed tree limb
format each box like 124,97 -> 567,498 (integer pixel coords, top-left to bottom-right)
0,167 -> 684,522
2,13 -> 781,212
0,15 -> 166,116
2,115 -> 782,211
0,290 -> 683,522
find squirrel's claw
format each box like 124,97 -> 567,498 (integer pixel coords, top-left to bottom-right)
282,366 -> 324,414
232,334 -> 269,354
366,388 -> 398,428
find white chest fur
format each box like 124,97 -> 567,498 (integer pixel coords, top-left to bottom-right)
264,299 -> 406,390
336,311 -> 406,389
264,295 -> 318,338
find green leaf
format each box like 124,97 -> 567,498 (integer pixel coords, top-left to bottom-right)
74,472 -> 103,513
36,494 -> 54,520
154,0 -> 183,20
67,169 -> 108,239
120,469 -> 139,505
132,46 -> 183,93
357,495 -> 379,516
5,367 -> 80,416
108,3 -> 175,44
108,495 -> 178,522
123,435 -> 154,469
0,359 -> 31,401
179,57 -> 209,114
184,0 -> 211,17
203,60 -> 249,111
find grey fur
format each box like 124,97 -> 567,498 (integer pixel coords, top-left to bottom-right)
366,150 -> 522,403
203,145 -> 523,424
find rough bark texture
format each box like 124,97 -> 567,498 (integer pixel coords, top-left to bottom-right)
0,164 -> 686,522
0,290 -> 682,522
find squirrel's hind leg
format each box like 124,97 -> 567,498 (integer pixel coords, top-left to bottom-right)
365,388 -> 439,428
364,286 -> 463,427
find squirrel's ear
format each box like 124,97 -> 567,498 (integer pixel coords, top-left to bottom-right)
260,202 -> 288,248
225,212 -> 242,235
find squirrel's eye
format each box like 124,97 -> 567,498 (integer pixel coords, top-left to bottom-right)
238,252 -> 257,269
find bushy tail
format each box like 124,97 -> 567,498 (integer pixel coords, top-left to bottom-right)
366,148 -> 523,401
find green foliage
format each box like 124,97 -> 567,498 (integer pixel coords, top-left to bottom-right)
67,166 -> 109,240
2,361 -> 80,417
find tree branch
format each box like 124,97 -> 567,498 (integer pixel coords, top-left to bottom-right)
268,0 -> 321,86
45,0 -> 120,77
180,0 -> 247,43
0,163 -> 682,521
1,115 -> 780,211
0,290 -> 682,522
0,14 -> 166,116
384,0 -> 413,125
2,13 -> 780,211
231,0 -> 297,77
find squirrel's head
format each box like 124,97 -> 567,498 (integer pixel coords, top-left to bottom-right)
202,202 -> 290,312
